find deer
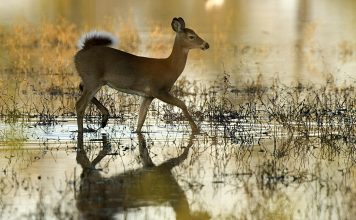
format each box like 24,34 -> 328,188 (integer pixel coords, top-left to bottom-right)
74,17 -> 209,142
76,133 -> 210,220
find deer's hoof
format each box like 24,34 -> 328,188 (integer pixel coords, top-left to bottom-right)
101,115 -> 109,128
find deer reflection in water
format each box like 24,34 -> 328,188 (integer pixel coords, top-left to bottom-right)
76,133 -> 210,220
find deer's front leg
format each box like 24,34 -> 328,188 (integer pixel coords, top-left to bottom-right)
136,97 -> 154,133
154,93 -> 199,134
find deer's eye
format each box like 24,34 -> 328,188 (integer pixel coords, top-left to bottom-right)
188,35 -> 196,40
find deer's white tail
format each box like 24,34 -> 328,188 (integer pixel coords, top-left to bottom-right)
77,31 -> 117,50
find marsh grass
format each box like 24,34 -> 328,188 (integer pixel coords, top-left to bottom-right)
0,18 -> 354,138
0,18 -> 355,220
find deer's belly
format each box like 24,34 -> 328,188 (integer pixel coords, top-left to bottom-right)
106,83 -> 150,97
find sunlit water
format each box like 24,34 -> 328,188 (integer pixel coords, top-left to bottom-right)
0,117 -> 355,219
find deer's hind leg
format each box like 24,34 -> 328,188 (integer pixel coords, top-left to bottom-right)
79,83 -> 110,128
76,83 -> 102,144
91,98 -> 110,128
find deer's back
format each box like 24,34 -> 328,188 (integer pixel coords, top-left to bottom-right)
74,46 -> 140,77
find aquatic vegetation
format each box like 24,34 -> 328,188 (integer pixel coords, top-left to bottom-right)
0,122 -> 27,149
0,18 -> 355,220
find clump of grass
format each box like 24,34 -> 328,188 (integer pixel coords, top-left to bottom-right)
259,77 -> 355,146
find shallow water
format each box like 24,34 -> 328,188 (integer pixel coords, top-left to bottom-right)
0,116 -> 355,220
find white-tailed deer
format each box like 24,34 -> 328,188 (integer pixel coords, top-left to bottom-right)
74,17 -> 209,140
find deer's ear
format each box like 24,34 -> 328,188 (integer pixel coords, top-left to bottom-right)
177,17 -> 185,29
171,17 -> 184,32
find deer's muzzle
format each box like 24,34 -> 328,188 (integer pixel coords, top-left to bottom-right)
201,42 -> 209,50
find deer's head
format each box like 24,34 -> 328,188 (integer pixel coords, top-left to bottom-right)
171,17 -> 209,51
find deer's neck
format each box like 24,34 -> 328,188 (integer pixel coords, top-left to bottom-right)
167,37 -> 189,78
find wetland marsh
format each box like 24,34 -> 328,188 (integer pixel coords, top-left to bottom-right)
0,1 -> 355,219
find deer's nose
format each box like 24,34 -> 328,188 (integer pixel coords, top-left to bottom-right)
201,42 -> 209,50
